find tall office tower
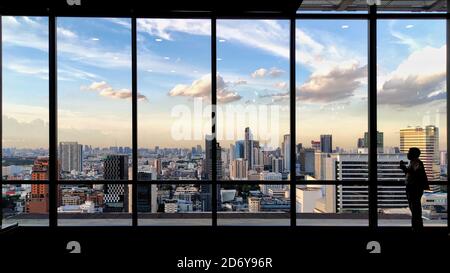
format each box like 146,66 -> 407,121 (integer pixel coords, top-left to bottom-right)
28,157 -> 50,213
230,158 -> 248,180
363,131 -> 384,153
244,127 -> 254,170
314,152 -> 335,180
299,148 -> 315,176
104,183 -> 129,212
272,157 -> 283,174
311,140 -> 321,152
103,155 -> 129,212
400,126 -> 440,191
104,155 -> 129,180
235,140 -> 244,158
281,134 -> 291,172
332,153 -> 409,213
205,137 -> 223,180
59,141 -> 83,173
320,135 -> 332,153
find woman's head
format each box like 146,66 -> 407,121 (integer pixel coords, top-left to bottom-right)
407,147 -> 421,160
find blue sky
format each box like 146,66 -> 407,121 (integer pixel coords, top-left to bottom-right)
1,17 -> 447,151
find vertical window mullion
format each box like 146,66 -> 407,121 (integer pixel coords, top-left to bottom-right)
131,17 -> 138,227
48,14 -> 58,228
211,16 -> 217,227
290,16 -> 296,227
368,5 -> 378,230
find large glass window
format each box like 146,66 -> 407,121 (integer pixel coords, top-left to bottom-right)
295,20 -> 368,226
216,19 -> 290,182
2,17 -> 49,182
137,19 -> 211,182
377,19 -> 447,227
56,18 -> 132,181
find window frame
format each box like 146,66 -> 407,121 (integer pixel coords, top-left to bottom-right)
0,5 -> 448,229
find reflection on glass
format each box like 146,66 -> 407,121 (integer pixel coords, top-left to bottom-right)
2,184 -> 49,226
57,18 -> 132,181
2,16 -> 49,181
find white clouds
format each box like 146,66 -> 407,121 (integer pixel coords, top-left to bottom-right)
274,81 -> 288,90
405,24 -> 414,29
168,74 -> 242,103
297,64 -> 367,103
341,25 -> 349,29
378,45 -> 446,106
137,19 -> 211,40
84,81 -> 148,101
57,27 -> 77,38
251,67 -> 284,78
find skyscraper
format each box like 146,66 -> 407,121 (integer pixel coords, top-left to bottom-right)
244,127 -> 254,170
320,134 -> 332,153
363,131 -> 384,153
205,137 -> 223,180
281,134 -> 290,172
103,155 -> 129,212
235,140 -> 245,159
272,157 -> 283,174
28,157 -> 50,213
400,126 -> 440,189
230,158 -> 248,180
59,141 -> 83,174
104,155 -> 129,180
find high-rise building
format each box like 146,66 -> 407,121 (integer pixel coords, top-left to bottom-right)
230,158 -> 248,180
357,138 -> 365,149
311,140 -> 321,152
104,155 -> 129,180
244,127 -> 254,170
363,131 -> 384,153
235,140 -> 245,159
103,155 -> 129,212
298,148 -> 315,176
59,141 -> 83,174
400,126 -> 440,188
31,157 -> 49,180
27,157 -> 50,213
205,137 -> 223,180
281,134 -> 290,172
334,153 -> 409,212
320,135 -> 332,153
271,157 -> 283,174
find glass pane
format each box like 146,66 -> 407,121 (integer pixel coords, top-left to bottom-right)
217,184 -> 290,226
2,184 -> 49,226
377,19 -> 447,227
296,20 -> 368,181
137,19 -> 211,181
216,19 -> 290,182
57,184 -> 132,226
57,18 -> 132,181
138,183 -> 212,226
2,16 -> 49,181
296,184 -> 368,226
